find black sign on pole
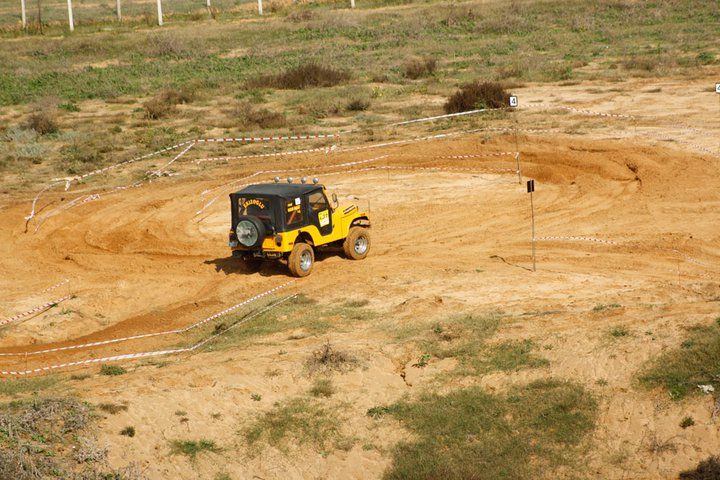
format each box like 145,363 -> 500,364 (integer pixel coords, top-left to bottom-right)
526,179 -> 535,193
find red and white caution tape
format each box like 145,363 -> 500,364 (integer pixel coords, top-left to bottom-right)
0,294 -> 296,376
389,108 -> 493,126
523,104 -> 634,119
535,236 -> 619,245
0,295 -> 73,328
37,279 -> 70,295
149,141 -> 195,177
196,133 -> 339,144
195,146 -> 335,165
0,282 -> 293,357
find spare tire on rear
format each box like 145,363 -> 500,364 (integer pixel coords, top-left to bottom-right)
235,215 -> 266,248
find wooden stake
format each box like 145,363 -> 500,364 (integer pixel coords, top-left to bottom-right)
116,0 -> 121,21
20,0 -> 27,29
156,0 -> 163,25
66,0 -> 74,31
257,0 -> 262,15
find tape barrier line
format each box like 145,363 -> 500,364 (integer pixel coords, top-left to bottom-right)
0,281 -> 294,357
389,108 -> 493,126
0,295 -> 296,376
195,146 -> 335,165
522,104 -> 634,120
535,236 -> 619,245
38,279 -> 70,295
0,295 -> 73,327
149,141 -> 196,177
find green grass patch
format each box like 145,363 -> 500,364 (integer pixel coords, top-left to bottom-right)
593,303 -> 622,312
638,321 -> 720,400
376,379 -> 597,479
406,313 -> 547,376
169,439 -> 222,460
0,375 -> 60,397
243,397 -> 346,453
470,340 -> 549,373
309,378 -> 335,398
201,295 -> 372,352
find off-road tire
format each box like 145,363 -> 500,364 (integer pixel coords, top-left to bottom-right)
343,227 -> 370,260
288,243 -> 314,277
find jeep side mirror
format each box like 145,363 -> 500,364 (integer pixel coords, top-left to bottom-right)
332,193 -> 338,204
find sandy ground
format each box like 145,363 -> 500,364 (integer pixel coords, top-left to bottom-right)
1,74 -> 719,479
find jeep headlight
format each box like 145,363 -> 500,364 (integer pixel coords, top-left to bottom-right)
236,220 -> 259,247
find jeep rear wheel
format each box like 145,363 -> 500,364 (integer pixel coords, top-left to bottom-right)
343,227 -> 370,260
288,243 -> 314,277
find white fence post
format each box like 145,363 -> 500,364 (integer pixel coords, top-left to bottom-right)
66,0 -> 74,31
116,0 -> 121,20
156,0 -> 163,25
257,0 -> 262,15
350,0 -> 355,8
206,0 -> 210,7
20,0 -> 27,28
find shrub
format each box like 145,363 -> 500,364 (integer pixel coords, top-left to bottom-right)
230,101 -> 286,129
346,98 -> 370,111
142,87 -> 194,120
402,57 -> 437,79
306,341 -> 357,374
680,416 -> 695,429
250,62 -> 350,90
26,108 -> 58,135
100,364 -> 127,376
309,378 -> 334,398
444,81 -> 510,114
143,97 -> 174,120
120,426 -> 136,437
98,403 -> 128,414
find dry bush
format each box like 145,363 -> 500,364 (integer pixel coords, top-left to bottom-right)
346,98 -> 370,111
26,107 -> 58,135
286,10 -> 314,22
306,341 -> 357,374
680,456 -> 720,480
143,86 -> 195,120
250,62 -> 350,90
444,81 -> 510,114
402,57 -> 437,79
230,101 -> 286,129
145,33 -> 190,58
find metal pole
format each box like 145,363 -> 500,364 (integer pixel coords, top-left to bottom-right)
20,0 -> 27,29
257,0 -> 262,15
530,189 -> 536,272
66,0 -> 74,31
156,0 -> 163,25
116,0 -> 121,21
515,152 -> 522,185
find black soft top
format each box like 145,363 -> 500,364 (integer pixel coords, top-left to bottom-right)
235,183 -> 322,198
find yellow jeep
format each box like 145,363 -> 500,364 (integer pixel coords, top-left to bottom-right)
228,179 -> 371,277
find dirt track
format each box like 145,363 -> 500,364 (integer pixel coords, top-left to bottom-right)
1,76 -> 720,478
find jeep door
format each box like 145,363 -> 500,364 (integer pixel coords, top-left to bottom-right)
306,190 -> 332,236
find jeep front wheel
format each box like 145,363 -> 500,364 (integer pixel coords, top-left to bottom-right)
343,227 -> 370,260
288,243 -> 314,277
